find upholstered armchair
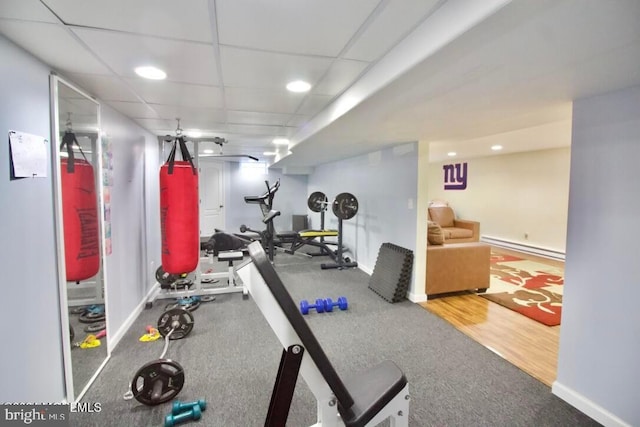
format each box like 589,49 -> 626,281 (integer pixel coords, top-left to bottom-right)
427,206 -> 479,243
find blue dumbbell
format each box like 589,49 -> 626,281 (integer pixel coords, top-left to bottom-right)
300,299 -> 326,315
324,297 -> 348,312
172,399 -> 207,415
165,405 -> 202,427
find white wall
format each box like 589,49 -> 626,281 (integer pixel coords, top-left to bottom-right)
0,36 -> 66,402
308,143 -> 419,277
98,104 -> 160,338
428,148 -> 571,253
554,86 -> 640,427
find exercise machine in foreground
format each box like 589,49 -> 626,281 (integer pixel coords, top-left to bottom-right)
237,242 -> 409,426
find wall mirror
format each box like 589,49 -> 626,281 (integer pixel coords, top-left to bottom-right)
51,75 -> 109,402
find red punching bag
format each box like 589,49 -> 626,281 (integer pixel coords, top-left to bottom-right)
60,133 -> 100,282
160,136 -> 199,274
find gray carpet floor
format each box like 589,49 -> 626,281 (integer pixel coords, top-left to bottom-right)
73,252 -> 600,426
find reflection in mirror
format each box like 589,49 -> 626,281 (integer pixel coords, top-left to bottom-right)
52,77 -> 108,402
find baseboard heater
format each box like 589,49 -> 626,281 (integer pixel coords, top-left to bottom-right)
481,236 -> 565,261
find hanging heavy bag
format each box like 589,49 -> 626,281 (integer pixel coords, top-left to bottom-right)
160,136 -> 199,274
60,132 -> 100,282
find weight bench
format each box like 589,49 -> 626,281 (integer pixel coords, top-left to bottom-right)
286,229 -> 339,258
237,241 -> 409,426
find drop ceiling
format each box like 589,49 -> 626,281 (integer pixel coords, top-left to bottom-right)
1,0 -> 639,167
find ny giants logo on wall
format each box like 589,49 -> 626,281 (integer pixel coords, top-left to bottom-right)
443,162 -> 467,190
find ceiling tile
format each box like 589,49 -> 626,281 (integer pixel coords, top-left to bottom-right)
221,46 -> 332,90
227,111 -> 294,126
42,0 -> 212,42
313,59 -> 370,96
0,0 -> 59,23
66,73 -> 140,102
227,124 -> 295,137
150,105 -> 226,123
72,28 -> 219,85
106,101 -> 160,119
124,78 -> 224,108
297,94 -> 333,116
217,0 -> 379,57
0,21 -> 111,74
225,87 -> 305,114
286,115 -> 309,127
134,118 -> 174,131
343,0 -> 441,61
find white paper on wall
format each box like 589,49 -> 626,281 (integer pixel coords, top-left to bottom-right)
9,130 -> 48,178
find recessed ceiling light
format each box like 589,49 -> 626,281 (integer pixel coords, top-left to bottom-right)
263,151 -> 277,156
286,80 -> 311,93
447,152 -> 457,157
203,149 -> 214,154
272,138 -> 289,145
134,66 -> 166,80
491,145 -> 503,151
188,130 -> 202,138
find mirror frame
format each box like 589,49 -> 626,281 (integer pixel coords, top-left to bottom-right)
50,74 -> 111,403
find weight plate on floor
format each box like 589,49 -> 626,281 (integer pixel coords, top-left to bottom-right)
157,308 -> 194,340
164,299 -> 200,312
200,295 -> 216,303
78,311 -> 106,323
307,191 -> 328,213
332,193 -> 358,220
131,359 -> 185,406
155,266 -> 179,287
84,322 -> 106,333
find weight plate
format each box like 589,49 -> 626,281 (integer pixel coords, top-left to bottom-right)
155,266 -> 178,287
157,308 -> 194,340
131,359 -> 185,406
84,322 -> 106,333
332,193 -> 359,220
307,191 -> 328,213
164,300 -> 201,312
200,295 -> 216,303
78,311 -> 106,323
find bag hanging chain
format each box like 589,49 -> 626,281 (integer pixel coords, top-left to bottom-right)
167,118 -> 197,175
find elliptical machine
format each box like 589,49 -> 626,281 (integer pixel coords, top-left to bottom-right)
239,180 -> 281,262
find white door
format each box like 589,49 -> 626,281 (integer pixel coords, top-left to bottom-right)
199,160 -> 225,237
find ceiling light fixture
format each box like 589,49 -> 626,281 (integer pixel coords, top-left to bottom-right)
188,130 -> 202,138
134,66 -> 167,80
263,151 -> 277,156
203,149 -> 214,154
447,152 -> 457,157
491,145 -> 503,151
286,80 -> 311,93
272,138 -> 289,145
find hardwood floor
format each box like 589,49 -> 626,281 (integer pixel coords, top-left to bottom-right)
419,247 -> 562,386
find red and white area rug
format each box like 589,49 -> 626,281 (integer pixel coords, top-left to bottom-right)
480,253 -> 564,326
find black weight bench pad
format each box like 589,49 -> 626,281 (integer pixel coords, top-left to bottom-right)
248,242 -> 407,427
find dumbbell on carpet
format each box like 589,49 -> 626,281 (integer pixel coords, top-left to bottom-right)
300,297 -> 349,315
300,299 -> 325,315
324,296 -> 348,312
164,405 -> 202,427
172,399 -> 207,415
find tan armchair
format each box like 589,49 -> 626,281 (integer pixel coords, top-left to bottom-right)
428,206 -> 479,243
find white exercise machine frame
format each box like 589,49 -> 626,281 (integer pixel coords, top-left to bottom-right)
237,242 -> 410,427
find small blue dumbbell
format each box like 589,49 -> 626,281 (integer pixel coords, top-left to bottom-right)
171,399 -> 207,415
300,299 -> 326,315
324,297 -> 348,312
164,405 -> 202,427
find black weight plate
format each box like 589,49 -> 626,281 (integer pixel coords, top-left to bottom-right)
332,192 -> 359,220
164,300 -> 200,312
131,359 -> 185,406
157,308 -> 194,340
84,322 -> 106,333
307,191 -> 328,213
69,325 -> 74,343
78,312 -> 106,323
200,295 -> 216,303
155,266 -> 178,287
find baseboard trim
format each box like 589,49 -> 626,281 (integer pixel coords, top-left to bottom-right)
481,236 -> 565,261
358,263 -> 373,275
407,291 -> 427,303
108,282 -> 159,353
552,381 -> 631,427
